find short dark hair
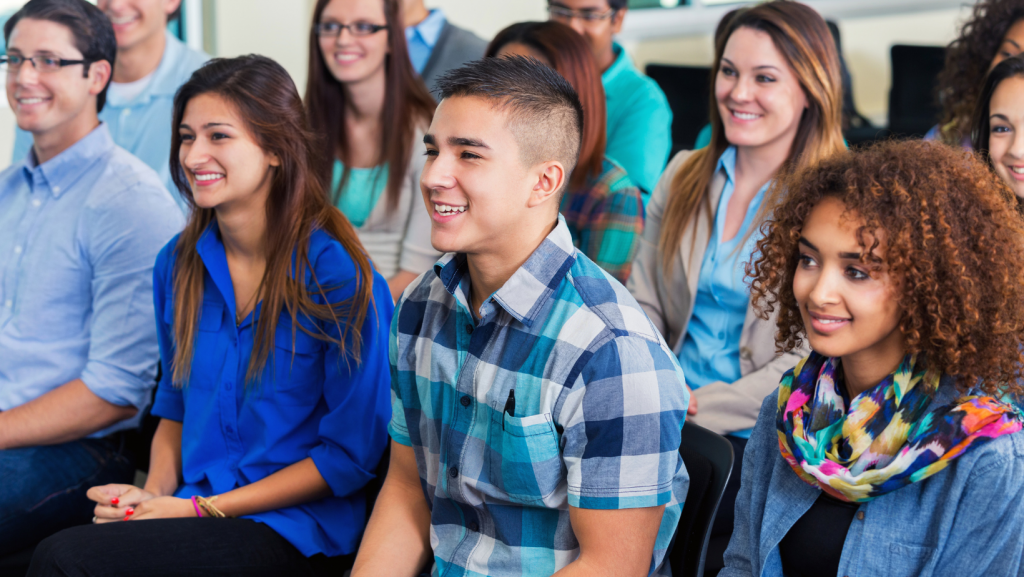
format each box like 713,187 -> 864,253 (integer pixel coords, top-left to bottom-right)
972,54 -> 1024,159
548,0 -> 627,11
435,56 -> 583,192
4,0 -> 116,113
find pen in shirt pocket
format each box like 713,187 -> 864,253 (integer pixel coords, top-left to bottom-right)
502,389 -> 515,431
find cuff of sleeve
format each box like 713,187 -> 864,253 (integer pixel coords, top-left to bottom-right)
80,361 -> 154,411
388,422 -> 412,447
568,483 -> 673,510
151,384 -> 185,422
310,443 -> 375,498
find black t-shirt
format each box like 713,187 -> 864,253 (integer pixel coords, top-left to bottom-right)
778,491 -> 860,577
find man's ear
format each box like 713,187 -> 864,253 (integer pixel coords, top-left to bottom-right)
166,0 -> 183,18
610,7 -> 627,35
87,60 -> 112,98
527,160 -> 567,209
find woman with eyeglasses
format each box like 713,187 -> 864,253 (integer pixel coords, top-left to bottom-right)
306,0 -> 437,302
26,54 -> 394,577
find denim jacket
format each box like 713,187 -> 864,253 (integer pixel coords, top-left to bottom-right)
721,384 -> 1024,577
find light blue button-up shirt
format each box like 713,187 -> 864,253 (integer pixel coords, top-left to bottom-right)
0,124 -> 184,436
679,146 -> 767,439
404,9 -> 446,74
12,32 -> 208,210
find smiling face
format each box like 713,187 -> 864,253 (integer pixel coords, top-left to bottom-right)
793,197 -> 904,372
421,95 -> 562,257
987,75 -> 1024,199
96,0 -> 179,52
6,18 -> 108,148
178,92 -> 280,213
715,26 -> 808,151
318,0 -> 390,86
991,18 -> 1024,70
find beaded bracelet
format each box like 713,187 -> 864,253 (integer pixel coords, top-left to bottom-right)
195,495 -> 228,518
190,496 -> 203,518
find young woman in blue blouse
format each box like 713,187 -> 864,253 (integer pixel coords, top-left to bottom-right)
726,140 -> 1024,577
28,55 -> 394,576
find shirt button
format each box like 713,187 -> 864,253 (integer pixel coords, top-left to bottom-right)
856,511 -> 865,521
448,466 -> 459,478
52,186 -> 60,193
460,395 -> 471,407
469,522 -> 479,532
4,300 -> 11,308
31,199 -> 41,207
740,347 -> 753,361
13,246 -> 21,254
465,324 -> 474,334
225,382 -> 233,391
225,425 -> 234,434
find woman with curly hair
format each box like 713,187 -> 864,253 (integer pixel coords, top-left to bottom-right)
723,140 -> 1024,577
971,54 -> 1024,202
929,0 -> 1024,146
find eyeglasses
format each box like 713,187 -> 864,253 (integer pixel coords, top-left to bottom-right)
314,21 -> 387,38
547,5 -> 618,23
0,54 -> 89,74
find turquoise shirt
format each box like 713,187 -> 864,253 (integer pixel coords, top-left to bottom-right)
332,160 -> 388,228
12,33 -> 208,210
678,146 -> 768,439
602,42 -> 672,196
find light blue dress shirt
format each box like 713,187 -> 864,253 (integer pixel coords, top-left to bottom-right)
602,42 -> 672,196
0,124 -> 184,436
12,33 -> 208,210
679,146 -> 767,439
405,9 -> 446,74
151,226 -> 394,556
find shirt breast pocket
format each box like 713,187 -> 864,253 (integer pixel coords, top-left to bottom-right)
888,542 -> 935,576
166,298 -> 225,390
268,320 -> 325,406
489,411 -> 563,505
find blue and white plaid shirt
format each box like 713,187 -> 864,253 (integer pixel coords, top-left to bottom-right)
390,216 -> 690,577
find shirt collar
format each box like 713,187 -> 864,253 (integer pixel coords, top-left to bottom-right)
195,221 -> 242,321
22,123 -> 114,198
716,145 -> 738,184
406,9 -> 446,49
141,32 -> 192,99
601,42 -> 632,86
433,215 -> 577,326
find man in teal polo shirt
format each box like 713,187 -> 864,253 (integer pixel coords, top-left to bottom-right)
549,0 -> 671,195
12,0 -> 207,210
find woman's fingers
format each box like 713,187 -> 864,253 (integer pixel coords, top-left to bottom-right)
86,483 -> 132,505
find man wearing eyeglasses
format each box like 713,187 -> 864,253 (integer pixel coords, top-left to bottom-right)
0,0 -> 182,560
10,0 -> 207,211
549,0 -> 671,196
402,0 -> 486,93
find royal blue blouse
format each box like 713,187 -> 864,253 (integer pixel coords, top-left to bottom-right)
151,224 -> 394,557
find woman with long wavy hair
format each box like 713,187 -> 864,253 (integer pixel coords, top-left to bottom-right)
728,140 -> 1024,577
930,0 -> 1024,147
627,1 -> 845,571
485,21 -> 645,283
306,0 -> 437,301
27,55 -> 394,576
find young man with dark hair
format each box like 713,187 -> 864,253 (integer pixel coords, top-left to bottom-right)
548,0 -> 671,195
11,0 -> 207,210
352,56 -> 689,577
402,0 -> 486,93
0,0 -> 182,556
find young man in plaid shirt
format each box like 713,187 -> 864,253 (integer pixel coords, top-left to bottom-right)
352,56 -> 690,577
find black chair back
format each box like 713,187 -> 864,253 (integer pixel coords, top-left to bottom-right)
669,422 -> 734,577
645,64 -> 713,155
888,44 -> 946,138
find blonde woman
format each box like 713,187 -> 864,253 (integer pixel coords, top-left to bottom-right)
628,1 -> 845,572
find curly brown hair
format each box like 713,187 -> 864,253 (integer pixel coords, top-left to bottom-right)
936,0 -> 1024,145
748,140 -> 1024,394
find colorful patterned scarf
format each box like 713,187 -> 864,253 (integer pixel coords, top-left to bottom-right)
776,352 -> 1023,502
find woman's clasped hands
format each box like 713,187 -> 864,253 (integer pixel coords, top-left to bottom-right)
87,485 -> 195,523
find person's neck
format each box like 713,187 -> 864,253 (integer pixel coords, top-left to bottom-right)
840,334 -> 907,399
32,112 -> 100,165
403,0 -> 430,27
343,68 -> 387,122
466,217 -> 558,318
216,197 -> 268,264
734,133 -> 795,191
596,43 -> 617,74
113,29 -> 166,83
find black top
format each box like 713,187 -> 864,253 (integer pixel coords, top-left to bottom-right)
778,492 -> 860,577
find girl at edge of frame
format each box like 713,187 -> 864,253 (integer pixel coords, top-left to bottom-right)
971,53 -> 1024,207
485,20 -> 645,284
27,54 -> 394,577
626,1 -> 845,571
723,139 -> 1024,577
306,0 -> 438,302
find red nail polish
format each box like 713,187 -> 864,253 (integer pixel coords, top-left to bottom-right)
126,508 -> 134,515
111,497 -> 120,506
123,516 -> 130,521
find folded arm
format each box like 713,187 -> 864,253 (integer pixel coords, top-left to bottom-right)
553,505 -> 666,577
0,379 -> 136,449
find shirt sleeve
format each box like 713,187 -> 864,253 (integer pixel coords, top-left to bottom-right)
607,86 -> 673,195
576,179 -> 645,283
307,242 -> 396,498
387,292 -> 413,447
150,240 -> 185,422
559,335 -> 688,510
79,179 -> 184,412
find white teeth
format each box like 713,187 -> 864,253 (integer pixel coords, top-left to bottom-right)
336,54 -> 359,62
18,98 -> 44,105
1011,166 -> 1024,175
818,318 -> 846,324
109,15 -> 137,25
734,111 -> 760,120
194,173 -> 224,182
434,204 -> 466,214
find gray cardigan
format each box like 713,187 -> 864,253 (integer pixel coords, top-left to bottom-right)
421,20 -> 487,94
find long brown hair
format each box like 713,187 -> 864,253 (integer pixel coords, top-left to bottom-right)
658,0 -> 845,271
305,0 -> 435,213
168,55 -> 375,386
486,21 -> 606,190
